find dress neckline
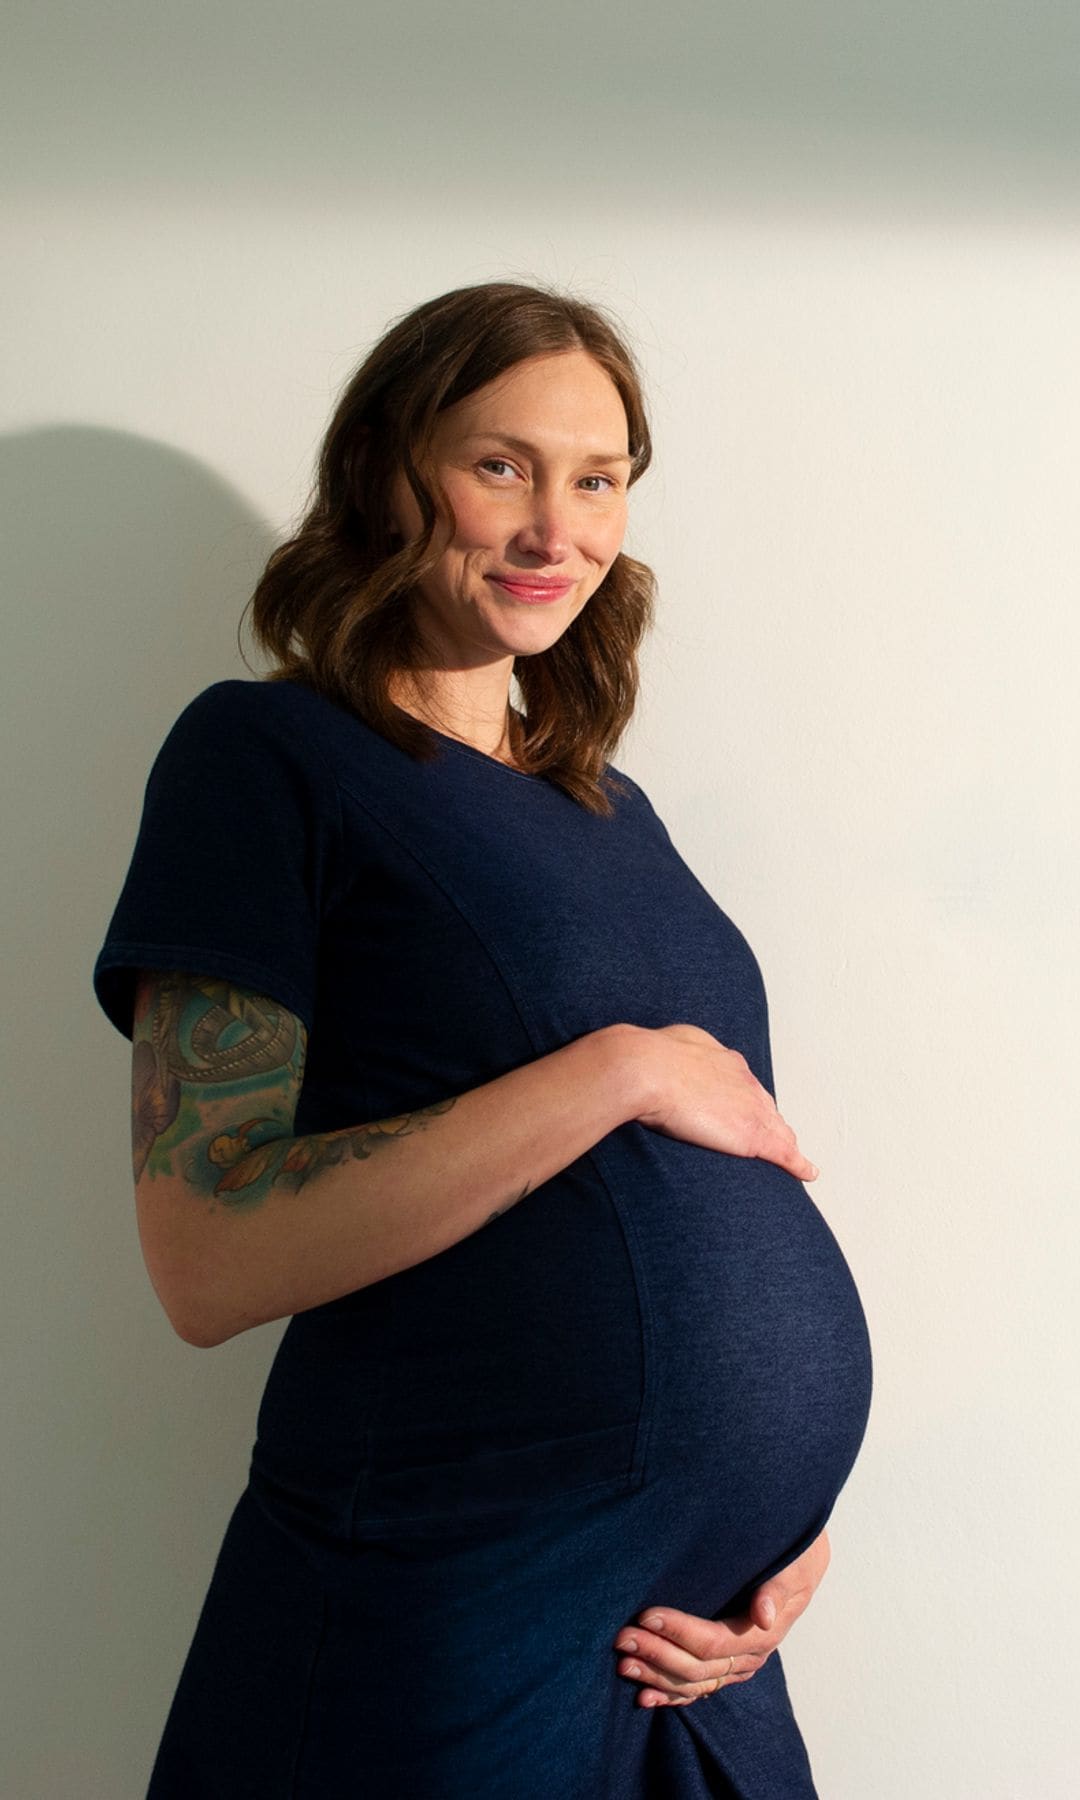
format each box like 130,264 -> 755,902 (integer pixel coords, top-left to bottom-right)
423,721 -> 544,784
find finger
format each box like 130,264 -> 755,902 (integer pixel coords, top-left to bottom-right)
627,1606 -> 731,1661
622,1610 -> 772,1666
756,1539 -> 825,1610
618,1633 -> 764,1682
748,1554 -> 820,1636
617,1648 -> 766,1696
749,1110 -> 819,1182
771,1138 -> 819,1182
620,1657 -> 736,1700
771,1124 -> 819,1183
750,1587 -> 778,1632
637,1687 -> 749,1708
626,1662 -> 765,1708
748,1579 -> 808,1634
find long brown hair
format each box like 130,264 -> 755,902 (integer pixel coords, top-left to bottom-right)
243,281 -> 656,813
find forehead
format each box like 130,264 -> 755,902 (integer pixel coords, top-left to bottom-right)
436,350 -> 629,450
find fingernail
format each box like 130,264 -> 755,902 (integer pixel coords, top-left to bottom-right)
808,1164 -> 820,1180
617,1636 -> 638,1653
642,1614 -> 664,1631
760,1597 -> 776,1628
625,1663 -> 641,1677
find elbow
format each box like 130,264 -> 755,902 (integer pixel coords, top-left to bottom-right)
147,1253 -> 269,1346
170,1295 -> 261,1348
161,1287 -> 232,1349
135,1191 -> 275,1347
144,1254 -> 235,1347
161,1267 -> 265,1346
137,1201 -> 239,1347
171,1309 -> 230,1350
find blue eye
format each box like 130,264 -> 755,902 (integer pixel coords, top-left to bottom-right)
578,475 -> 615,493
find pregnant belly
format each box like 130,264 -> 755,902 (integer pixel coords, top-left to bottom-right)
595,1127 -> 873,1605
251,1129 -> 870,1589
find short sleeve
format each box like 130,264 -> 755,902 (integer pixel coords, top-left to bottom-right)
93,680 -> 343,1041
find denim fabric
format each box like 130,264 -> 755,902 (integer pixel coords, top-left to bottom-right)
95,680 -> 871,1797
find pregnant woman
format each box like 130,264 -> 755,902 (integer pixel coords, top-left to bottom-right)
94,282 -> 872,1798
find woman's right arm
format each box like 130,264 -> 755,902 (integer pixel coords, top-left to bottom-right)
132,971 -> 815,1348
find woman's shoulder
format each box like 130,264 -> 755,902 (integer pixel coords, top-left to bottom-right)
600,761 -> 657,814
169,674 -> 332,734
158,675 -> 374,777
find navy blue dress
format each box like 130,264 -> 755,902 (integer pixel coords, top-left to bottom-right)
94,679 -> 872,1799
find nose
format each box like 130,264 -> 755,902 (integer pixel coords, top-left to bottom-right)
512,490 -> 572,565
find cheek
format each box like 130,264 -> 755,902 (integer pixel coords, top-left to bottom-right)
591,509 -> 628,569
443,492 -> 502,551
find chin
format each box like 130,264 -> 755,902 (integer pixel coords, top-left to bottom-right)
501,597 -> 589,648
501,623 -> 576,660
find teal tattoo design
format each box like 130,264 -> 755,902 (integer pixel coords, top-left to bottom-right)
132,972 -> 456,1209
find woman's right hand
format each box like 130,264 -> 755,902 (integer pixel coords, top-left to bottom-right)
633,1024 -> 819,1182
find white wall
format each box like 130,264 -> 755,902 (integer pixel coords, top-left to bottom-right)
5,4 -> 1079,1795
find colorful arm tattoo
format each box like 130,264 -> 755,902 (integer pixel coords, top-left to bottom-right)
131,972 -> 457,1210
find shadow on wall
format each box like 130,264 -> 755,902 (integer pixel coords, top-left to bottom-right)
0,426 -> 283,1793
1,421 -> 279,931
2,422 -> 278,1038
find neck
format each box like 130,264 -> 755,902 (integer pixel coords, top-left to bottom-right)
388,666 -> 518,764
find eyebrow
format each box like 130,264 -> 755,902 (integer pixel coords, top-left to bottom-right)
460,432 -> 632,467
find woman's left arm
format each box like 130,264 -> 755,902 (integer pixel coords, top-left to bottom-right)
613,1529 -> 831,1707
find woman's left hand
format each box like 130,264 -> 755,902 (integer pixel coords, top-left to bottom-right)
612,1528 -> 831,1707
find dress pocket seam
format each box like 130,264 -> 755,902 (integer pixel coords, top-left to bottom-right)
351,1461 -> 647,1539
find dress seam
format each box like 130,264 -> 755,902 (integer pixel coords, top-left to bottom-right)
587,1135 -> 660,1489
286,1584 -> 329,1799
330,776 -> 555,1056
327,777 -> 660,1502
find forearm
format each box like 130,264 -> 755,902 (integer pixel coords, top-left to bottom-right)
141,1023 -> 651,1347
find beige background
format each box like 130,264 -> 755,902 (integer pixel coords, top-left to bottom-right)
4,3 -> 1079,1794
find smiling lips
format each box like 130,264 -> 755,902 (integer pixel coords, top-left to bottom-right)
488,575 -> 576,604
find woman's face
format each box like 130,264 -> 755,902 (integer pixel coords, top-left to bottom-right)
390,349 -> 631,671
